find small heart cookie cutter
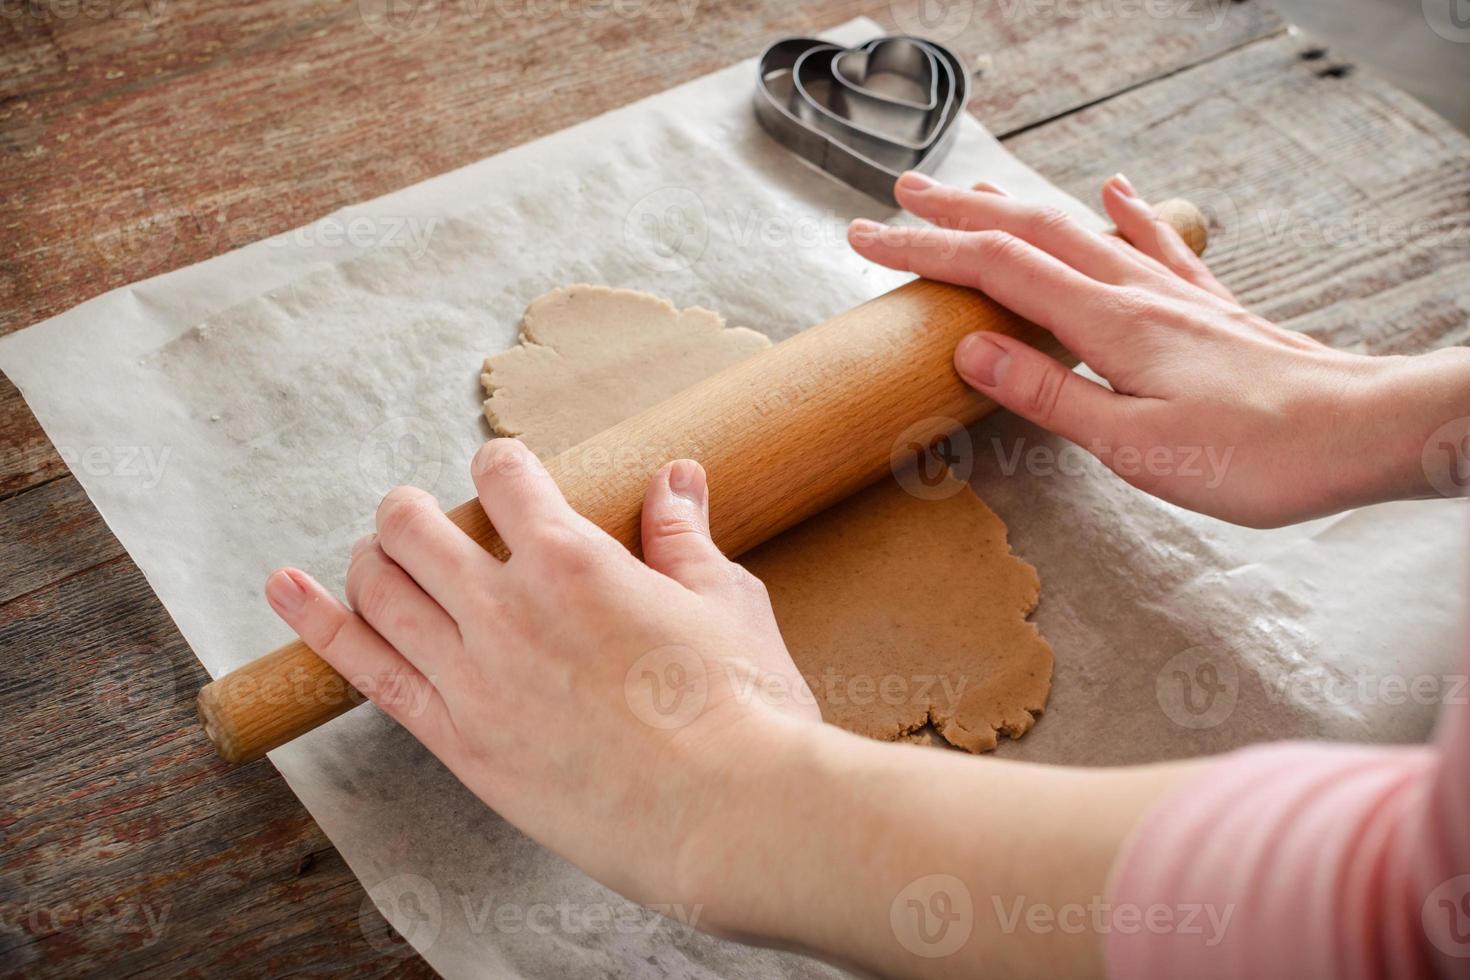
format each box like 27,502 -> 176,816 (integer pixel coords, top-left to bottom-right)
754,35 -> 970,206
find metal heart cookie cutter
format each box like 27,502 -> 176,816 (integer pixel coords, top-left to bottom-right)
754,35 -> 970,206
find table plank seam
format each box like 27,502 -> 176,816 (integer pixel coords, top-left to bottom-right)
0,550 -> 131,615
995,21 -> 1290,141
0,470 -> 70,507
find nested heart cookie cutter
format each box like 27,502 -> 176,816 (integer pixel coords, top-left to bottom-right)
754,35 -> 970,206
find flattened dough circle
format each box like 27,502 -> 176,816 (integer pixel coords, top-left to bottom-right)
484,285 -> 771,457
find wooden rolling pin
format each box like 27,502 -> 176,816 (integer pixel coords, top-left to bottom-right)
199,200 -> 1208,763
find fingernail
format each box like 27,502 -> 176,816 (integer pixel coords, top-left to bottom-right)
1111,173 -> 1137,198
667,459 -> 707,506
897,171 -> 937,192
266,569 -> 307,614
971,181 -> 1009,196
955,333 -> 1011,388
351,532 -> 376,556
473,437 -> 533,480
848,218 -> 883,246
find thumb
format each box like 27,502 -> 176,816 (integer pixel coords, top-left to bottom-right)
641,459 -> 729,592
954,331 -> 1131,447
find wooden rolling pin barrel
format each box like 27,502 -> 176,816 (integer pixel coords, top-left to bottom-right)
198,200 -> 1209,763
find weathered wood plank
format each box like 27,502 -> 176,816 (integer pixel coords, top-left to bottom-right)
1005,29 -> 1470,354
958,0 -> 1283,135
0,374 -> 67,500
0,477 -> 122,605
0,555 -> 434,977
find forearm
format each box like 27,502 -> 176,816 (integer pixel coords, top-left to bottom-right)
681,722 -> 1201,978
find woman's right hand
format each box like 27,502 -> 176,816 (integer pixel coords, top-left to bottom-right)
850,171 -> 1470,527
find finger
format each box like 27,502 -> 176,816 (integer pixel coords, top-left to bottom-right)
953,330 -> 1147,448
265,567 -> 454,746
641,459 -> 734,595
847,219 -> 1131,363
895,171 -> 1151,285
957,175 -> 1178,282
1102,175 -> 1234,301
375,485 -> 501,620
470,439 -> 580,556
345,535 -> 465,678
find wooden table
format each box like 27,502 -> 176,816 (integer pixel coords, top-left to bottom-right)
3,0 -> 1467,973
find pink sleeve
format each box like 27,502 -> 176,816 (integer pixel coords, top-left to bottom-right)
1105,665 -> 1470,978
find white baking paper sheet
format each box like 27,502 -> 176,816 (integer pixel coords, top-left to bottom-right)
2,16 -> 1464,978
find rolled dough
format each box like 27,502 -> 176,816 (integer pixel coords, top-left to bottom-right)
483,286 -> 771,457
480,285 -> 1052,752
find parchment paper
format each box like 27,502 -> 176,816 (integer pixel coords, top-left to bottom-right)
2,17 -> 1464,978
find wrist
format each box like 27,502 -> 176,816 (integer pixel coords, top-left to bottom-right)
670,714 -> 840,940
672,720 -> 986,976
1358,346 -> 1470,505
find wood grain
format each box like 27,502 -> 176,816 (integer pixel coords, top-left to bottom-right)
0,478 -> 123,605
945,0 -> 1283,136
1,0 -> 1466,974
0,375 -> 67,500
